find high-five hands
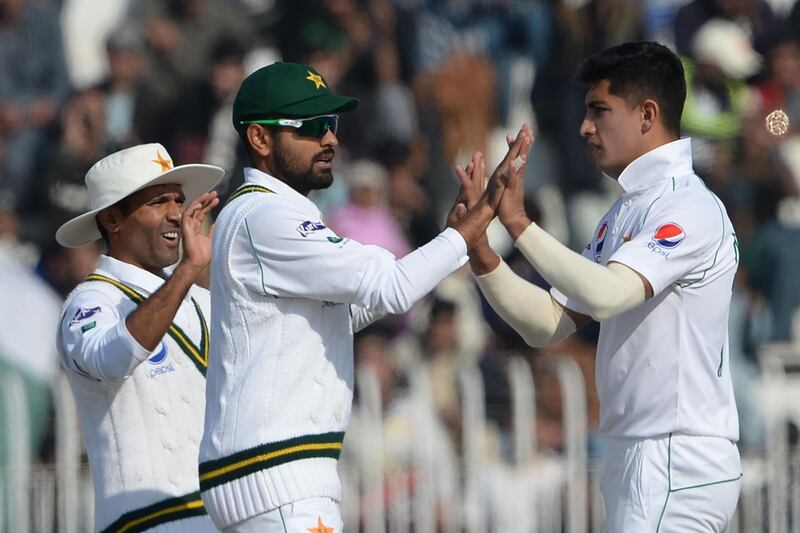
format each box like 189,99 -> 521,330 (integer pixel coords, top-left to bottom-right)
446,124 -> 533,249
497,126 -> 534,237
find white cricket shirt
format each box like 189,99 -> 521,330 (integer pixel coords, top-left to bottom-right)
58,255 -> 215,532
552,138 -> 739,440
199,168 -> 467,529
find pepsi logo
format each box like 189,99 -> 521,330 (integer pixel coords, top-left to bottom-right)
596,222 -> 608,254
146,342 -> 168,365
653,223 -> 685,248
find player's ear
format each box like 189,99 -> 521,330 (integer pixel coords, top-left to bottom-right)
640,99 -> 659,135
246,124 -> 272,158
97,205 -> 124,236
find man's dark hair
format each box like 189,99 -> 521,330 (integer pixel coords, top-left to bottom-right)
577,41 -> 686,135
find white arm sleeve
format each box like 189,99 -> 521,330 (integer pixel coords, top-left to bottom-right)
59,290 -> 150,382
237,202 -> 468,315
515,223 -> 646,321
475,260 -> 576,346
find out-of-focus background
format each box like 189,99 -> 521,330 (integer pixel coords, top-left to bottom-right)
1,0 -> 799,531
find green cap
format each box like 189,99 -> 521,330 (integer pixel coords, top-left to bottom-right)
232,62 -> 359,133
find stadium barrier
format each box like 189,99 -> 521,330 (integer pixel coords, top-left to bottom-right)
0,351 -> 792,532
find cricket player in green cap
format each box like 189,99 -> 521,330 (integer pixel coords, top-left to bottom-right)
198,62 -> 532,531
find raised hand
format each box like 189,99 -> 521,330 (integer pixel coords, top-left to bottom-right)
451,123 -> 532,217
447,152 -> 485,228
180,191 -> 219,273
486,124 -> 533,212
446,124 -> 533,250
497,126 -> 535,239
454,151 -> 486,209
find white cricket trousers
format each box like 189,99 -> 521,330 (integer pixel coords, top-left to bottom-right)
601,433 -> 741,533
221,497 -> 343,532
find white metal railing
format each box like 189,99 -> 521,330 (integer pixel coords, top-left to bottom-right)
1,372 -> 30,533
54,373 -> 85,533
354,364 -> 385,533
1,352 -> 795,532
759,341 -> 800,533
458,364 -> 487,533
509,356 -> 536,464
554,357 -> 588,533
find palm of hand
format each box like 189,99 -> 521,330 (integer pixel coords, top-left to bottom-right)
182,220 -> 212,268
180,192 -> 218,270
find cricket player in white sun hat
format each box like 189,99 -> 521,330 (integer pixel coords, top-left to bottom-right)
56,143 -> 223,532
464,42 -> 741,532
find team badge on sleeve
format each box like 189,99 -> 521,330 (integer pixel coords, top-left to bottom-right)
652,223 -> 685,248
70,306 -> 102,324
297,220 -> 326,237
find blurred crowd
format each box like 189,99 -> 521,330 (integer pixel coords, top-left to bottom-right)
2,0 -> 800,512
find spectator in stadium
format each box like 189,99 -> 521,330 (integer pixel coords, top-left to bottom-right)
756,27 -> 800,137
465,42 -> 741,532
100,24 -> 149,150
198,61 -> 529,532
171,38 -> 248,187
0,0 -> 70,213
674,0 -> 779,57
379,142 -> 441,249
34,92 -> 108,247
55,144 -> 222,532
330,159 -> 411,259
133,0 -> 255,144
680,18 -> 761,176
30,25 -> 148,245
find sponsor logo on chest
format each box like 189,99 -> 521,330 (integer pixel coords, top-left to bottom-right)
146,341 -> 176,378
594,222 -> 608,262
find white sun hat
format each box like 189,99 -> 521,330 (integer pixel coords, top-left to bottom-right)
55,143 -> 224,248
692,18 -> 762,79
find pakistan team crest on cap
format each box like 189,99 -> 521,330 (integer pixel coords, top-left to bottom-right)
306,71 -> 327,89
652,223 -> 685,248
152,150 -> 173,173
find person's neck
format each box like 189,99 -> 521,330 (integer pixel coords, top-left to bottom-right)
610,132 -> 679,180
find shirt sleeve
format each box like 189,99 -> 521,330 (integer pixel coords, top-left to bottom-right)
234,201 -> 468,315
550,241 -> 595,316
59,289 -> 151,382
608,195 -> 724,297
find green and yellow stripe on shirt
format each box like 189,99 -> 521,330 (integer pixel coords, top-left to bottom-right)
84,274 -> 209,377
198,432 -> 345,492
226,184 -> 274,204
100,491 -> 207,533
